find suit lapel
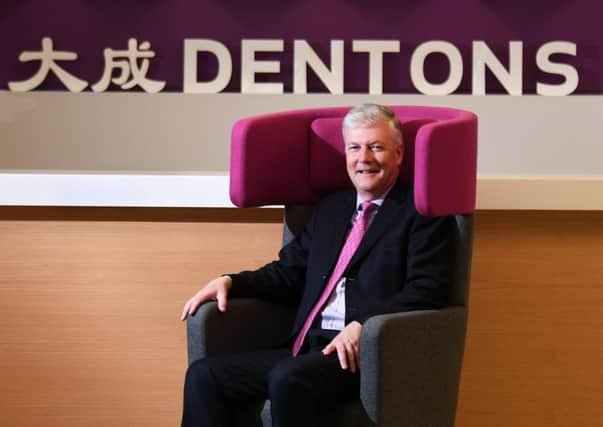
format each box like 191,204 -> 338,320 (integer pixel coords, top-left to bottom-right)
345,180 -> 409,272
321,190 -> 356,275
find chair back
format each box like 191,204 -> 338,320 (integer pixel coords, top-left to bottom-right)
230,105 -> 478,307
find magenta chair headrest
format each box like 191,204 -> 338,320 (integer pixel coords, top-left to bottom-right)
230,106 -> 478,216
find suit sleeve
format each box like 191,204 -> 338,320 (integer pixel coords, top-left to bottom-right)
401,214 -> 454,309
226,206 -> 319,305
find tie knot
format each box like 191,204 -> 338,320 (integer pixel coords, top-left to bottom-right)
359,201 -> 376,215
358,200 -> 377,217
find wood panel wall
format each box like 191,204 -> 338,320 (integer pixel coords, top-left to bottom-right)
458,211 -> 603,427
1,208 -> 602,427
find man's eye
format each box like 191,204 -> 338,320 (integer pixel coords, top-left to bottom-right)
371,145 -> 382,151
347,145 -> 359,151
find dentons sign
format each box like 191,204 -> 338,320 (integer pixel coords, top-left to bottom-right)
8,38 -> 578,96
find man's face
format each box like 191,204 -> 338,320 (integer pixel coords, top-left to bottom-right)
344,120 -> 403,200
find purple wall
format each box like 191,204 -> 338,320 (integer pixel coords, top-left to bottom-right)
1,0 -> 600,93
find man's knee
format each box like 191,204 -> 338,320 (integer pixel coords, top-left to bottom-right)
267,358 -> 312,401
184,358 -> 220,393
182,358 -> 230,427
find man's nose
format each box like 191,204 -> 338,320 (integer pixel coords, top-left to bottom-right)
358,146 -> 373,162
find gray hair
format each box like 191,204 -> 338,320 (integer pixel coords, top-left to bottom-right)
342,103 -> 403,148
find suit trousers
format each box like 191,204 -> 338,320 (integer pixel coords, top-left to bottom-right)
182,329 -> 360,427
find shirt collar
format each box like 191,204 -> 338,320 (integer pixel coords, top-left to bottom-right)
355,183 -> 395,211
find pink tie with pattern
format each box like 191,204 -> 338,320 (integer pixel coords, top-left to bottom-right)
292,201 -> 377,356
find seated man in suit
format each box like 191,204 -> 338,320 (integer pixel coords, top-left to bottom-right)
180,103 -> 454,427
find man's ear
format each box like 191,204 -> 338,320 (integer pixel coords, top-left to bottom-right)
397,144 -> 404,166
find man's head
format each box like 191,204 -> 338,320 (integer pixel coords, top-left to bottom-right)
342,104 -> 404,201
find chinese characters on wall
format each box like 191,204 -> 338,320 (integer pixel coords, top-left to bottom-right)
9,37 -> 165,93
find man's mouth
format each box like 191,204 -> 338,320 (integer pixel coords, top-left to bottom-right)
356,170 -> 378,175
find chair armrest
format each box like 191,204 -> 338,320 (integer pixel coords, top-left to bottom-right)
359,307 -> 468,427
186,298 -> 296,365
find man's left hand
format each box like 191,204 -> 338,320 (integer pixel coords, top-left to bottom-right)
322,321 -> 362,373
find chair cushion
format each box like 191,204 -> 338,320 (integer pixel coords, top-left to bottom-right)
309,117 -> 350,195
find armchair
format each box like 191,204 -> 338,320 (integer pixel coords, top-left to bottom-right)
187,105 -> 477,427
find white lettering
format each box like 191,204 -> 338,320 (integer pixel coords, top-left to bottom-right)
92,38 -> 165,93
241,39 -> 284,94
8,37 -> 87,92
352,40 -> 400,95
293,40 -> 344,94
410,41 -> 463,95
183,39 -> 232,94
472,41 -> 523,96
536,41 -> 578,96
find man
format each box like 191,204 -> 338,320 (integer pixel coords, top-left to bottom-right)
180,103 -> 454,427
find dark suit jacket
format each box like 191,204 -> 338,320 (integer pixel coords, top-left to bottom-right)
229,179 -> 454,339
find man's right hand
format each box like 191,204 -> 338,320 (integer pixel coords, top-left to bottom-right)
180,275 -> 233,321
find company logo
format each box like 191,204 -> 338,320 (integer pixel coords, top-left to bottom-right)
8,38 -> 578,96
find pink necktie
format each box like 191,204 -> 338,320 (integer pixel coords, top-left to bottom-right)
292,201 -> 377,356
